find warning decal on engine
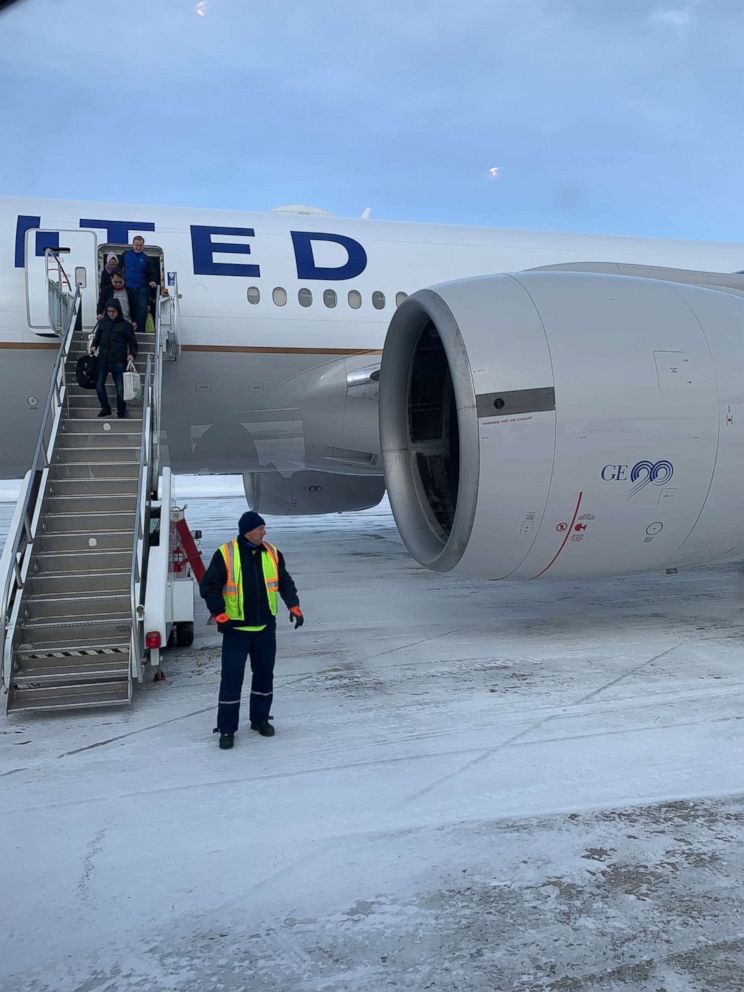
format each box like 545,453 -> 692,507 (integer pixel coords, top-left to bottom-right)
476,386 -> 555,419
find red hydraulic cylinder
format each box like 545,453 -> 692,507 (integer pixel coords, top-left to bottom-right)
174,516 -> 206,583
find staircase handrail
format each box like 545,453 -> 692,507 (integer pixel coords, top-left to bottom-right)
0,285 -> 81,690
152,284 -> 180,479
160,276 -> 180,362
47,279 -> 75,334
153,292 -> 165,480
129,353 -> 154,683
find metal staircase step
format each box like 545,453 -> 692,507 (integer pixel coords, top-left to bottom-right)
54,446 -> 140,464
15,638 -> 130,670
69,336 -> 155,347
29,549 -> 133,572
22,590 -> 131,620
66,344 -> 155,362
45,477 -> 139,497
56,431 -> 143,449
48,461 -> 140,480
7,680 -> 131,712
13,653 -> 130,684
39,510 -> 135,534
43,494 -> 138,515
66,394 -> 118,409
64,403 -> 141,416
24,569 -> 130,596
60,418 -> 143,434
15,636 -> 131,658
32,531 -> 135,554
67,346 -> 154,361
19,615 -> 133,645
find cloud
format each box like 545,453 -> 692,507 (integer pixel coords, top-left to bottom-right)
649,4 -> 695,33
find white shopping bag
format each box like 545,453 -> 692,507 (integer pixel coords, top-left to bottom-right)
123,359 -> 142,403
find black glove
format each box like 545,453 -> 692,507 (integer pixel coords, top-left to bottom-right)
215,613 -> 231,633
289,607 -> 304,629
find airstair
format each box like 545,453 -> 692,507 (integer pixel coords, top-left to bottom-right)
0,258 -> 183,712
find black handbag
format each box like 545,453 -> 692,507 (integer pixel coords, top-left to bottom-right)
75,354 -> 98,389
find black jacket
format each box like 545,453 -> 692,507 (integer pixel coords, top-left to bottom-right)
200,535 -> 300,629
92,299 -> 138,365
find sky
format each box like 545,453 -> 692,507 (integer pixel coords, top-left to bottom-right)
1,0 -> 744,240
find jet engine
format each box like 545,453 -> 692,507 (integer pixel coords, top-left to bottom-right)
379,267 -> 744,579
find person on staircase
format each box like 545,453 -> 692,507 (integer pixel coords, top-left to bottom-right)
89,298 -> 138,419
99,252 -> 121,297
199,511 -> 304,750
121,236 -> 158,334
96,272 -> 138,330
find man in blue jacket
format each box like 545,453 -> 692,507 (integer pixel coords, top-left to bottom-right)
200,511 -> 304,750
121,236 -> 158,333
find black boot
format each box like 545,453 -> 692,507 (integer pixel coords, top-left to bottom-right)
250,720 -> 275,737
218,731 -> 234,749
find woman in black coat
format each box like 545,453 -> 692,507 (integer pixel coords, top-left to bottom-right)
90,298 -> 138,419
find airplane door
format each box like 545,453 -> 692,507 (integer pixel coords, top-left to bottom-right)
25,229 -> 97,333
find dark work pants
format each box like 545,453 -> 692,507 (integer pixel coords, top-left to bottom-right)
217,626 -> 276,733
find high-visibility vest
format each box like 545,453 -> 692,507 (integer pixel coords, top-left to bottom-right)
219,540 -> 279,620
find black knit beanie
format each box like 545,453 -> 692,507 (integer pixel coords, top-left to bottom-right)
238,511 -> 266,535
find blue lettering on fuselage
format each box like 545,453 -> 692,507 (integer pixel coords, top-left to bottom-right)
291,231 -> 367,281
15,214 -> 370,281
15,215 -> 155,266
79,218 -> 156,243
190,225 -> 260,277
14,215 -> 59,267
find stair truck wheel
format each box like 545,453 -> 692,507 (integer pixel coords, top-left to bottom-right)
175,621 -> 194,647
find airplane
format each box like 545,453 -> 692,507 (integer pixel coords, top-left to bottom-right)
3,194 -> 744,583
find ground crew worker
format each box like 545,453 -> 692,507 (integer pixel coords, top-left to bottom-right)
199,511 -> 304,750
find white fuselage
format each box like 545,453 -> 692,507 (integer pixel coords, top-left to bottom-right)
1,196 -> 743,479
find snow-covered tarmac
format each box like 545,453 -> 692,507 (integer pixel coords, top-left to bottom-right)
3,487 -> 744,991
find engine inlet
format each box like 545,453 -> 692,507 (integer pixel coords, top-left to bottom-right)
379,289 -> 479,571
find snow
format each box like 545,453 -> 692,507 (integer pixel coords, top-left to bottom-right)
2,491 -> 744,990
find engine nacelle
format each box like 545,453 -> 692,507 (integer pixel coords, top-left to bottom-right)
380,270 -> 744,578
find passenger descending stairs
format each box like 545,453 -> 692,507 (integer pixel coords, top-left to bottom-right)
7,329 -> 155,711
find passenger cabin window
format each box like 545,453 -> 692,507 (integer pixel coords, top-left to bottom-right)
247,287 -> 260,304
323,289 -> 337,308
395,292 -> 408,307
272,287 -> 287,306
298,288 -> 313,307
348,290 -> 362,309
372,291 -> 386,310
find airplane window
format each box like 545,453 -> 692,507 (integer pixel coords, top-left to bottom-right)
395,292 -> 408,307
247,286 -> 260,305
272,287 -> 287,306
298,288 -> 313,307
372,291 -> 386,310
348,290 -> 362,309
323,289 -> 337,309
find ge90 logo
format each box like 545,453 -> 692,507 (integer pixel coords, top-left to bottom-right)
601,460 -> 674,499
